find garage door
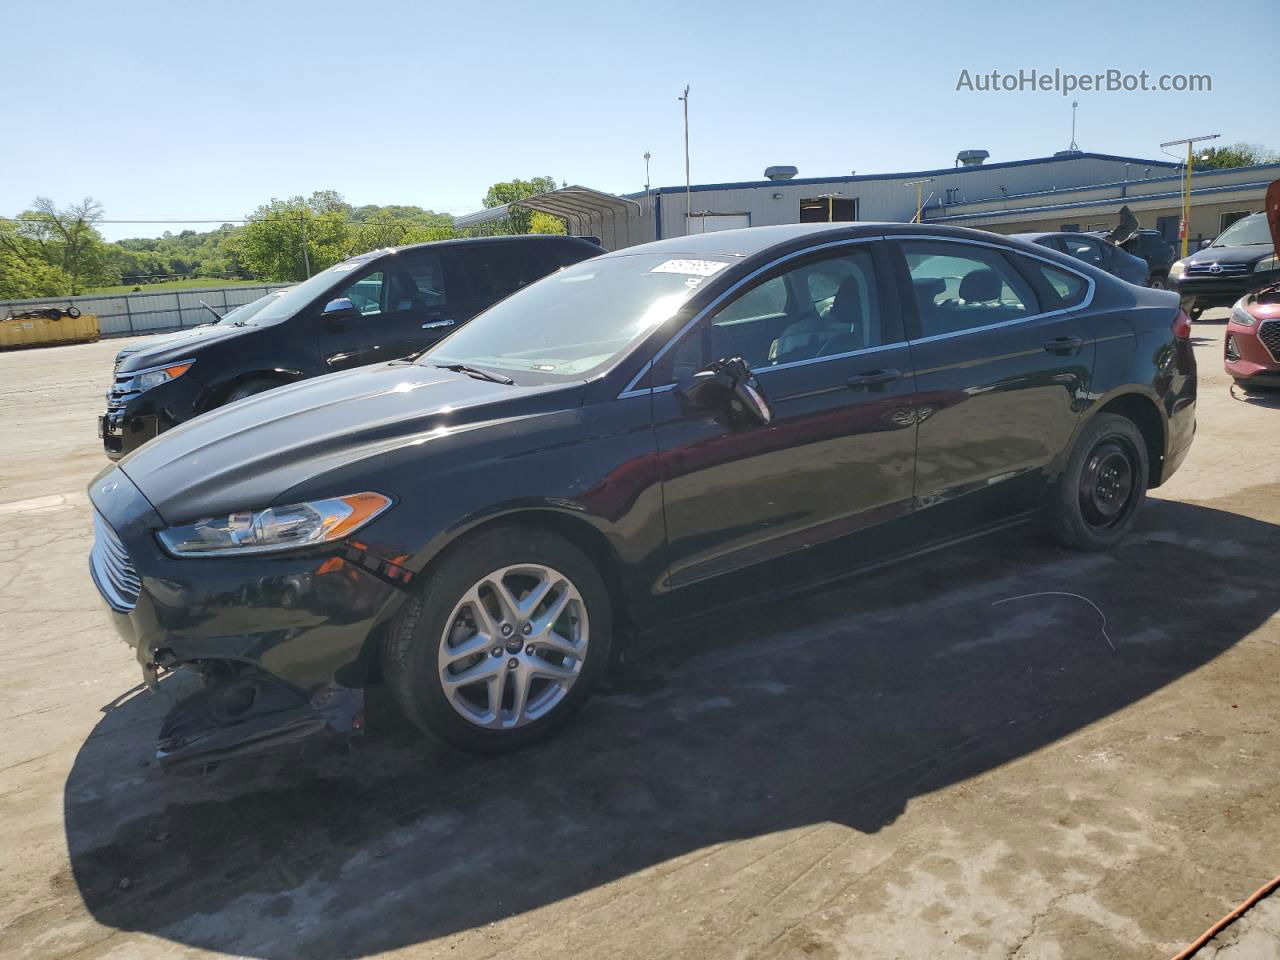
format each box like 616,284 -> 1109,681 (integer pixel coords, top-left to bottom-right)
687,213 -> 751,233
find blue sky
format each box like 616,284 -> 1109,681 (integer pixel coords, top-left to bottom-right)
3,0 -> 1275,240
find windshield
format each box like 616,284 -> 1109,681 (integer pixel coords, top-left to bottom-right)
1212,214 -> 1271,248
420,254 -> 732,381
215,288 -> 292,326
250,256 -> 378,324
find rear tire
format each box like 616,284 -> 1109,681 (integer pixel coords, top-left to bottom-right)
383,525 -> 612,754
1050,413 -> 1149,551
224,378 -> 282,405
1189,304 -> 1204,321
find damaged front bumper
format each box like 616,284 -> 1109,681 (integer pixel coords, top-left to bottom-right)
88,466 -> 408,770
156,674 -> 364,771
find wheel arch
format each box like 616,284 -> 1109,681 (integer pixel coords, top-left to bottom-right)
1082,390 -> 1167,488
197,367 -> 307,413
410,505 -> 638,661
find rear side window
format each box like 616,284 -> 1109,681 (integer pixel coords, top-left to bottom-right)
900,241 -> 1037,338
462,244 -> 556,302
1059,235 -> 1106,267
1019,258 -> 1090,310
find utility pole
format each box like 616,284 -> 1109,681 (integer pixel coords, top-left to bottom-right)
903,178 -> 934,223
678,85 -> 692,234
1068,100 -> 1079,152
300,212 -> 312,278
1160,133 -> 1219,258
644,150 -> 652,214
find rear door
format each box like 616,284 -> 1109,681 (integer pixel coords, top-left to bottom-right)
453,241 -> 561,319
652,239 -> 919,586
892,237 -> 1094,534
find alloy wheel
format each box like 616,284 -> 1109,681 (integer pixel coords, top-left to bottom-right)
437,564 -> 588,729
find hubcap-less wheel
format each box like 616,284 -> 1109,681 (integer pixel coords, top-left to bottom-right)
437,564 -> 588,729
1078,440 -> 1135,529
1148,277 -> 1167,290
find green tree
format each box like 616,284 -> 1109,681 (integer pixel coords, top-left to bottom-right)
0,219 -> 68,298
231,192 -> 353,281
482,176 -> 558,234
1198,143 -> 1279,170
0,197 -> 116,295
528,211 -> 567,235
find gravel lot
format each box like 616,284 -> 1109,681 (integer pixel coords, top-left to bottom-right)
1,313 -> 1277,960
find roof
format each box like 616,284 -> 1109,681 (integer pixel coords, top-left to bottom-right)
627,153 -> 1179,198
597,222 -> 874,259
454,185 -> 640,230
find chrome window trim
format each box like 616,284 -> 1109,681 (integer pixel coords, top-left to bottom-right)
618,236 -> 885,398
888,233 -> 1097,345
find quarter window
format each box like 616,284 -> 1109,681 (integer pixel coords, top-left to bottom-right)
1023,259 -> 1089,310
900,241 -> 1038,338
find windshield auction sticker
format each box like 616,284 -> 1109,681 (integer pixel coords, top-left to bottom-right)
650,259 -> 730,277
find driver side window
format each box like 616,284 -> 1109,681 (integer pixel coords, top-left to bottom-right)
339,271 -> 385,317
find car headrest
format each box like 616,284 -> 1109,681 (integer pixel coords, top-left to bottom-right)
829,275 -> 863,327
913,278 -> 946,302
959,269 -> 1002,303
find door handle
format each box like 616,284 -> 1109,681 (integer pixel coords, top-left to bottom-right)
846,368 -> 901,390
1044,335 -> 1083,354
422,318 -> 455,330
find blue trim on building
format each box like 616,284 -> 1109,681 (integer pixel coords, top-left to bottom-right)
622,152 -> 1179,199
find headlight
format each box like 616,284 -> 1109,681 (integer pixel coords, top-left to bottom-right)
1230,298 -> 1257,327
157,492 -> 392,557
1254,255 -> 1279,273
128,359 -> 195,392
1169,260 -> 1186,279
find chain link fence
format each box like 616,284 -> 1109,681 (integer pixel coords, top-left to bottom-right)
1,283 -> 292,337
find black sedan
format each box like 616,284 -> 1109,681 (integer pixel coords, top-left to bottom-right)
1015,231 -> 1150,286
88,223 -> 1196,767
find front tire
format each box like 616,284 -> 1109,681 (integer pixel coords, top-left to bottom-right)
384,525 -> 612,754
1147,275 -> 1168,290
1049,414 -> 1149,551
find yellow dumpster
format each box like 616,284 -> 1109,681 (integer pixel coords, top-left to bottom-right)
0,310 -> 99,350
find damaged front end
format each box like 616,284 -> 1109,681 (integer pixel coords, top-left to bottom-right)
154,665 -> 364,771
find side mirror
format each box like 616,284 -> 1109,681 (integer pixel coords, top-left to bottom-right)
680,356 -> 773,427
321,297 -> 359,322
1199,238 -> 1212,250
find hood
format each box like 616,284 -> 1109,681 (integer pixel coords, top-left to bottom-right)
117,361 -> 583,522
117,324 -> 260,371
1184,243 -> 1273,266
1103,205 -> 1140,246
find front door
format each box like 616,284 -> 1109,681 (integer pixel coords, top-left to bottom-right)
652,240 -> 919,588
318,249 -> 459,371
893,237 -> 1095,534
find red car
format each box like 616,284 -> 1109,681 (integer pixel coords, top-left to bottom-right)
1225,179 -> 1280,389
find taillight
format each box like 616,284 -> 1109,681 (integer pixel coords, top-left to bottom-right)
1173,308 -> 1192,341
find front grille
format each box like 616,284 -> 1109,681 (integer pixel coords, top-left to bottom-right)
90,512 -> 141,612
1259,321 -> 1280,364
106,370 -> 137,412
1185,262 -> 1251,276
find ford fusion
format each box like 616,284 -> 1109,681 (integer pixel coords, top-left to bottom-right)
100,234 -> 601,459
88,223 -> 1196,768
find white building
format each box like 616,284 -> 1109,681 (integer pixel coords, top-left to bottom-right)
454,151 -> 1183,250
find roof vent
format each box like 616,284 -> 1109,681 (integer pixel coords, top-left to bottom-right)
764,165 -> 798,180
955,149 -> 990,167
1053,149 -> 1084,158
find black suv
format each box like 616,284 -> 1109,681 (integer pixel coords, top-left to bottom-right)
100,235 -> 602,458
1111,229 -> 1175,288
1169,212 -> 1280,318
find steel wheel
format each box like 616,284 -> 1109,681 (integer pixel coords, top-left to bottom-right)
437,563 -> 588,729
1078,439 -> 1136,529
1147,277 -> 1168,290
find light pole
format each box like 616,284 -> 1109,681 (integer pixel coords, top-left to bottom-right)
903,178 -> 934,223
1160,133 -> 1219,258
816,192 -> 841,222
678,85 -> 692,233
